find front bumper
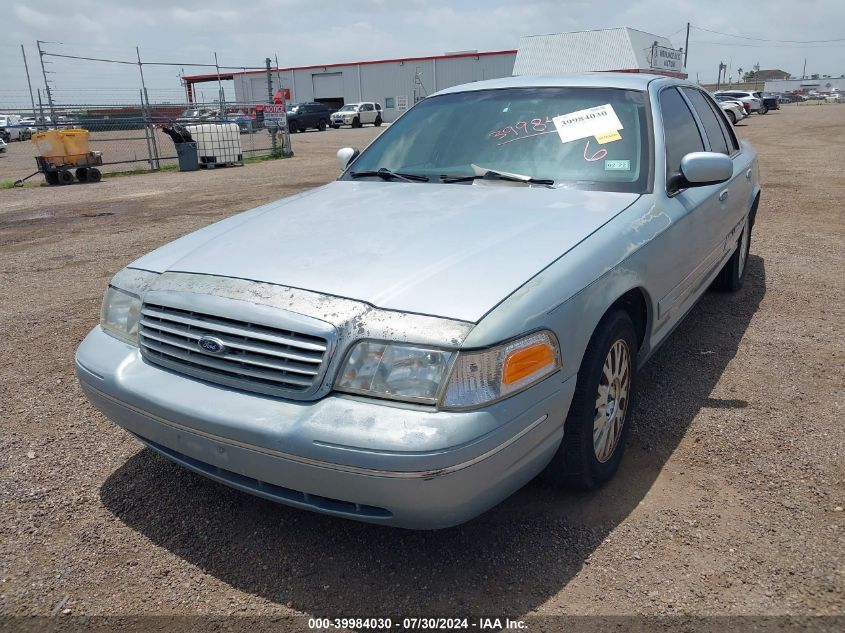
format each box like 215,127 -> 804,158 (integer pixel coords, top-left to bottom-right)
76,326 -> 574,529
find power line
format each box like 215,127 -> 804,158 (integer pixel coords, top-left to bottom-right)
692,25 -> 845,44
690,39 -> 845,49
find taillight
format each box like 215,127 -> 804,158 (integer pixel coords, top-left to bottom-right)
743,103 -> 750,113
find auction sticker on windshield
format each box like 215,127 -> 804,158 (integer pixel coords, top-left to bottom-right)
553,104 -> 623,145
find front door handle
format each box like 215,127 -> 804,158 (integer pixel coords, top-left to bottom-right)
719,189 -> 729,203
746,169 -> 753,181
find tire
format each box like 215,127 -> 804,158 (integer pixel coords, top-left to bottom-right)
727,110 -> 736,125
75,167 -> 88,182
57,170 -> 74,185
317,119 -> 327,131
758,104 -> 768,115
87,167 -> 102,183
352,117 -> 361,128
713,222 -> 751,292
45,171 -> 59,186
543,309 -> 638,490
288,122 -> 297,133
374,115 -> 382,127
331,124 -> 340,129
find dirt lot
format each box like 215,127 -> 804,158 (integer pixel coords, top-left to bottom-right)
0,107 -> 843,622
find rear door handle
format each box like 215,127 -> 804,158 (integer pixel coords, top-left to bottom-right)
719,189 -> 729,203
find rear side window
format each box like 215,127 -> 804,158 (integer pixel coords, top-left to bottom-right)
681,88 -> 729,155
659,87 -> 705,182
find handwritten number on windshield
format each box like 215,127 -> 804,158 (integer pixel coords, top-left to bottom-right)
583,140 -> 607,162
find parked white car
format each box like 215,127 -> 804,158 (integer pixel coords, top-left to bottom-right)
717,100 -> 746,125
0,137 -> 7,153
0,114 -> 25,142
825,92 -> 843,103
715,91 -> 764,113
330,102 -> 383,128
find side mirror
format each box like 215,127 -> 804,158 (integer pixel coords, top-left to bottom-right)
671,152 -> 733,191
336,147 -> 359,171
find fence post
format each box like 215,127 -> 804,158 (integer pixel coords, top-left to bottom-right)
275,54 -> 293,157
266,58 -> 278,157
140,89 -> 155,170
136,47 -> 161,170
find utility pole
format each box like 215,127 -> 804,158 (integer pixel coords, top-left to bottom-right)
20,45 -> 37,119
36,40 -> 55,122
802,58 -> 807,79
683,22 -> 690,68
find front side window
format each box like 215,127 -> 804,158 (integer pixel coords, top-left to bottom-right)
338,104 -> 357,112
362,104 -> 374,111
343,87 -> 652,193
681,88 -> 729,155
659,87 -> 704,183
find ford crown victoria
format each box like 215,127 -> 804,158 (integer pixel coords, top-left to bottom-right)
76,74 -> 761,529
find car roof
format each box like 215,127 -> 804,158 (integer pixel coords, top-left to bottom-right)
433,72 -> 693,96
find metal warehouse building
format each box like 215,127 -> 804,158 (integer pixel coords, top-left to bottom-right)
185,50 -> 516,122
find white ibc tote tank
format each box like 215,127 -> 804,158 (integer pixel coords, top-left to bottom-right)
185,123 -> 242,166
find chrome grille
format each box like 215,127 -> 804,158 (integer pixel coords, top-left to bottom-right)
139,303 -> 329,398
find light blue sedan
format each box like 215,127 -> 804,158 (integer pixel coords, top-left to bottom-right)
76,73 -> 760,529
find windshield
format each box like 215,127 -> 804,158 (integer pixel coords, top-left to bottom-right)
344,87 -> 651,192
289,105 -> 302,113
338,104 -> 358,112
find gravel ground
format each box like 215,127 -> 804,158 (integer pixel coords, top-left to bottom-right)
0,108 -> 843,621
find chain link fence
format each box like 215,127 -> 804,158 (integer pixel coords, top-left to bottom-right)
0,100 -> 288,184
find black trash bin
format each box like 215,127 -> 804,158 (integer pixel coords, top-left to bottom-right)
175,142 -> 199,172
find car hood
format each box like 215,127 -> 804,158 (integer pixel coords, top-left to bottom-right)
130,181 -> 639,322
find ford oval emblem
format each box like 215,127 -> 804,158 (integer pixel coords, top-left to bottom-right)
198,336 -> 226,354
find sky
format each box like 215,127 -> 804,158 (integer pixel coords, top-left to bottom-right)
2,0 -> 844,108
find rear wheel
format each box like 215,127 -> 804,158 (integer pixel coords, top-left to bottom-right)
75,167 -> 89,182
87,167 -> 102,183
759,104 -> 769,114
57,170 -> 74,185
374,115 -> 382,127
713,223 -> 751,291
317,119 -> 327,131
726,110 -> 736,125
352,117 -> 361,128
543,309 -> 637,489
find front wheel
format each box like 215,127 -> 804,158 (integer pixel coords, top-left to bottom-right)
317,119 -> 327,131
543,309 -> 638,490
374,115 -> 382,127
727,110 -> 736,125
352,117 -> 361,128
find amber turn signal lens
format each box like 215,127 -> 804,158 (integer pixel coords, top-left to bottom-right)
502,342 -> 556,385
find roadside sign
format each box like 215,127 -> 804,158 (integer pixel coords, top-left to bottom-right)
396,95 -> 408,111
264,104 -> 287,127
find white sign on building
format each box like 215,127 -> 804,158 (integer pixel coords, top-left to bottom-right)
396,95 -> 408,111
650,45 -> 684,73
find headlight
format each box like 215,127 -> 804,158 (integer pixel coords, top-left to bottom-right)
101,286 -> 141,344
334,341 -> 455,403
335,330 -> 561,409
441,330 -> 561,410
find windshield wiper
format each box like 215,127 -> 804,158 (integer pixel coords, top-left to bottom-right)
350,168 -> 429,182
440,166 -> 554,188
